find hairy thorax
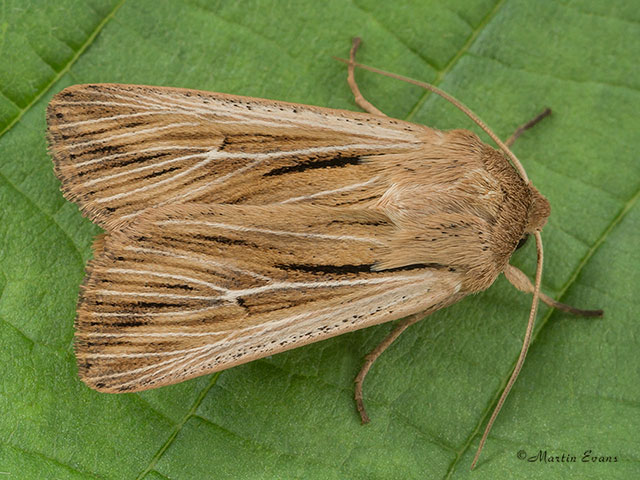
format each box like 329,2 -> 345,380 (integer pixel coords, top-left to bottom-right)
371,129 -> 543,292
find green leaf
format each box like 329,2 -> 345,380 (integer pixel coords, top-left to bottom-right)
1,0 -> 638,478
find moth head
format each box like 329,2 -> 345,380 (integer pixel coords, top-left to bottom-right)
525,184 -> 551,233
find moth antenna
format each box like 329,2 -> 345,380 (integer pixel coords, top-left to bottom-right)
471,232 -> 544,469
335,58 -> 530,183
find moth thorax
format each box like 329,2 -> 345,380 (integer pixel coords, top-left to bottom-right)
525,185 -> 551,233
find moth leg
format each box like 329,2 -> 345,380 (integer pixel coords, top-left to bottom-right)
354,312 -> 423,423
505,108 -> 552,147
347,37 -> 386,116
504,264 -> 603,317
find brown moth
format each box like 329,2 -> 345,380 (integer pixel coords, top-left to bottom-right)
46,38 -> 601,468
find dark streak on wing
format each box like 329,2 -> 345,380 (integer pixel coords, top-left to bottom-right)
190,234 -> 252,247
140,166 -> 182,180
276,262 -> 449,274
263,155 -> 361,176
80,152 -> 176,174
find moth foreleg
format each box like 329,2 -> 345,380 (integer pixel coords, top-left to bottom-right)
354,312 -> 423,423
347,37 -> 386,117
504,264 -> 603,317
505,108 -> 552,147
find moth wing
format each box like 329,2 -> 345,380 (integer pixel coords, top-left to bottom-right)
47,84 -> 427,230
76,204 -> 464,392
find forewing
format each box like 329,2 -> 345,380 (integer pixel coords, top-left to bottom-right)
76,204 -> 464,392
47,84 -> 427,230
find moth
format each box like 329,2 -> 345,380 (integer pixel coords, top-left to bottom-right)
46,38 -> 601,467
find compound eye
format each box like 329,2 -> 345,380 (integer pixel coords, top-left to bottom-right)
515,234 -> 530,250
